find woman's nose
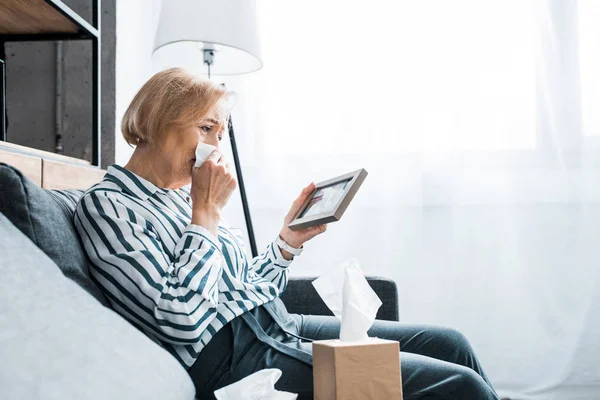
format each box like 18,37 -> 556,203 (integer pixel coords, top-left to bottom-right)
204,136 -> 220,148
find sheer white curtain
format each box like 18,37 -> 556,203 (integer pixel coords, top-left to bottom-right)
220,1 -> 600,398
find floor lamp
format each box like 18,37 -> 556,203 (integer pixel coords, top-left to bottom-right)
153,0 -> 262,257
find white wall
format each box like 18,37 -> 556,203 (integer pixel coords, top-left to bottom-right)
115,0 -> 162,165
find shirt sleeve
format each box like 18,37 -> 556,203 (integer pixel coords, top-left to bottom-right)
74,190 -> 223,345
248,240 -> 293,294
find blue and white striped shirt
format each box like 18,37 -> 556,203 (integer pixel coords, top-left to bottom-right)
74,164 -> 292,368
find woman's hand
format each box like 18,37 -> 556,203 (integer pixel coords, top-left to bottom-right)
191,150 -> 237,236
278,182 -> 327,259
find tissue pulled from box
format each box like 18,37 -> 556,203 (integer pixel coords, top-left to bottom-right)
312,259 -> 382,341
214,369 -> 298,400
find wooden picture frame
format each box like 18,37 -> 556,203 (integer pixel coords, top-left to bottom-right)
288,168 -> 368,231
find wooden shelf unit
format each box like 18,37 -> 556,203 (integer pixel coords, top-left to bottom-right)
0,0 -> 101,166
0,141 -> 105,189
0,0 -> 79,35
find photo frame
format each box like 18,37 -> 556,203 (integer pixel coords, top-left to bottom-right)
288,168 -> 368,231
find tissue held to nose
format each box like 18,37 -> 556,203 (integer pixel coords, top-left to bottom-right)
195,141 -> 218,168
312,259 -> 383,341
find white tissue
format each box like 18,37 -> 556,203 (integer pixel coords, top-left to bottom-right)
312,259 -> 382,341
194,142 -> 217,168
214,369 -> 298,400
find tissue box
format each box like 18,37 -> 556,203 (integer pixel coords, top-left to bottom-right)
312,338 -> 403,400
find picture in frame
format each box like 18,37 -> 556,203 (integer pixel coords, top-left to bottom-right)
288,168 -> 368,231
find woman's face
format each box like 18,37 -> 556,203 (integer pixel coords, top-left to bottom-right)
156,107 -> 226,186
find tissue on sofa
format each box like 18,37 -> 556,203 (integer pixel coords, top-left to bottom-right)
214,369 -> 297,400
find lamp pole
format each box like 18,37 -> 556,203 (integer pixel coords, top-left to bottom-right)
204,50 -> 259,258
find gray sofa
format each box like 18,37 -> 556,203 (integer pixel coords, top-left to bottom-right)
0,163 -> 398,399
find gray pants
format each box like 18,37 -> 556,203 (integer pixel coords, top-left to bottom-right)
189,298 -> 499,400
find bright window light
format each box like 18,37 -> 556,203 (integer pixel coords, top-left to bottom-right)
578,0 -> 600,137
256,1 -> 537,154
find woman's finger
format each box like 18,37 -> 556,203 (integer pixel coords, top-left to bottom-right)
206,149 -> 222,164
294,183 -> 315,207
308,224 -> 327,236
286,183 -> 312,211
302,182 -> 315,196
226,161 -> 236,177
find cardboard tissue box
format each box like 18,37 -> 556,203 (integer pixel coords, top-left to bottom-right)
311,260 -> 403,400
313,338 -> 402,400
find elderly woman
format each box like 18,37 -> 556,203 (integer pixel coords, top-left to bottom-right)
74,68 -> 498,399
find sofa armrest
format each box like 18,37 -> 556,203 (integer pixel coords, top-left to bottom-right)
280,276 -> 399,322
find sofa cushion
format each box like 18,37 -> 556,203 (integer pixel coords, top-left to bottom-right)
0,163 -> 108,305
0,213 -> 196,400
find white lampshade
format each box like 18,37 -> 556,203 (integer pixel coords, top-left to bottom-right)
153,0 -> 263,76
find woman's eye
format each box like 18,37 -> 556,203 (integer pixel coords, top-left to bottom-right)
200,125 -> 212,133
218,135 -> 223,142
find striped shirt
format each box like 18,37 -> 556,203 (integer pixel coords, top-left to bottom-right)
74,164 -> 292,368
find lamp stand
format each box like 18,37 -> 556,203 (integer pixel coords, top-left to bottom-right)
227,116 -> 259,258
204,52 -> 259,258
203,48 -> 214,80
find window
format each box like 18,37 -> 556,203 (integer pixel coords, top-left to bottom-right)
578,0 -> 600,137
256,1 -> 537,154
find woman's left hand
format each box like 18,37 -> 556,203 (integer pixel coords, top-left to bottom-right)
278,182 -> 327,259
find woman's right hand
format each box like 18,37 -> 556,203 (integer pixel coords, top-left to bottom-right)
190,149 -> 237,236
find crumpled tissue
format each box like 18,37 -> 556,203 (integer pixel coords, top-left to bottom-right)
194,141 -> 217,168
213,368 -> 298,400
312,259 -> 382,341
